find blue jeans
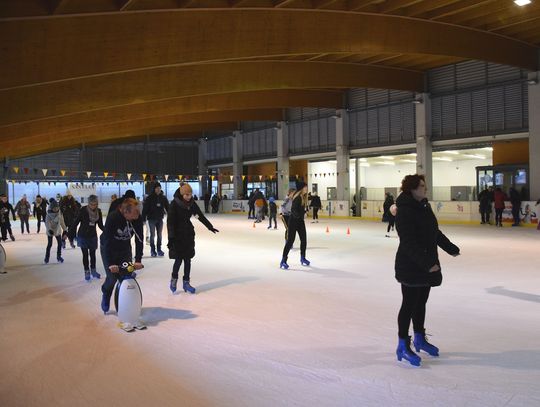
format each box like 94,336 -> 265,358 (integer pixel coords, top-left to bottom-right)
148,219 -> 163,252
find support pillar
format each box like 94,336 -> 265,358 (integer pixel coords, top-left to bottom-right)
198,139 -> 208,197
0,158 -> 8,197
277,121 -> 290,199
355,158 -> 362,217
529,70 -> 540,201
335,109 -> 350,202
415,93 -> 433,199
232,131 -> 244,199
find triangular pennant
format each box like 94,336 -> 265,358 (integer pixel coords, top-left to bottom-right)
42,168 -> 48,176
142,173 -> 147,181
164,174 -> 169,181
51,169 -> 56,176
259,175 -> 263,181
13,167 -> 19,174
104,172 -> 109,178
24,168 -> 29,174
211,175 -> 215,181
242,175 -> 246,181
112,172 -> 117,178
230,175 -> 234,182
178,174 -> 183,181
86,171 -> 92,178
198,175 -> 202,181
60,170 -> 66,176
127,173 -> 132,180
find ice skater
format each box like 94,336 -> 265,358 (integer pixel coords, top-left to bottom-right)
394,174 -> 460,367
383,192 -> 395,237
99,198 -> 144,319
15,195 -> 31,234
60,193 -> 79,248
280,181 -> 310,269
167,184 -> 219,294
142,182 -> 169,257
0,194 -> 16,242
44,198 -> 67,264
309,192 -> 321,223
69,194 -> 104,281
267,197 -> 277,229
33,195 -> 48,233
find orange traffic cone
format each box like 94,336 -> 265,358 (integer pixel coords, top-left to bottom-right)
326,226 -> 330,233
346,227 -> 350,235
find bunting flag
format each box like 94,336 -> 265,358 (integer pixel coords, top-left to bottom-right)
112,172 -> 117,178
142,173 -> 147,181
60,170 -> 66,176
42,168 -> 48,176
229,175 -> 234,182
51,169 -> 57,176
258,175 -> 263,181
127,173 -> 132,180
242,175 -> 246,181
178,174 -> 183,181
13,167 -> 19,174
198,175 -> 203,181
104,172 -> 109,178
32,168 -> 38,175
24,168 -> 29,174
86,171 -> 92,178
211,175 -> 215,181
295,174 -> 299,180
164,174 -> 169,181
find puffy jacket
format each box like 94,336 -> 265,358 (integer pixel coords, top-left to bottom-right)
394,192 -> 459,287
142,192 -> 169,221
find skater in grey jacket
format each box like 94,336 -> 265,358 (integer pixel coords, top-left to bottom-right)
44,198 -> 67,264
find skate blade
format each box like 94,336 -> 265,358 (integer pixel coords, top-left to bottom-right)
134,323 -> 147,330
117,322 -> 135,332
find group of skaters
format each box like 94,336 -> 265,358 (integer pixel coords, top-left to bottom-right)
478,186 -> 531,227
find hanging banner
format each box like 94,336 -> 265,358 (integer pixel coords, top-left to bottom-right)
164,174 -> 169,181
42,168 -> 48,176
60,170 -> 66,176
127,173 -> 132,180
13,167 -> 19,174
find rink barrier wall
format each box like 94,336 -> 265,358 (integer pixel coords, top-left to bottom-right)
219,200 -> 539,227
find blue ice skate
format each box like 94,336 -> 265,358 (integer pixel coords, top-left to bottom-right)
183,280 -> 196,294
396,337 -> 421,367
413,331 -> 439,356
170,278 -> 178,293
300,257 -> 310,266
101,293 -> 110,314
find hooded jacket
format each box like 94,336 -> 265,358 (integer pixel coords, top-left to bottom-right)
100,210 -> 143,265
142,191 -> 169,221
394,192 -> 459,287
167,188 -> 214,259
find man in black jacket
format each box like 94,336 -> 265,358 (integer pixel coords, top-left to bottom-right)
99,197 -> 144,314
142,182 -> 169,257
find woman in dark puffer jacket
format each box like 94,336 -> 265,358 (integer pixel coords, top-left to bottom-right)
394,174 -> 460,367
167,184 -> 219,294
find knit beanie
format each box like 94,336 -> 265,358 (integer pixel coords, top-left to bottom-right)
180,183 -> 193,195
295,181 -> 306,191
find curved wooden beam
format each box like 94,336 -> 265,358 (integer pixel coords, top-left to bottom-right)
0,9 -> 536,89
0,109 -> 283,158
0,89 -> 343,139
0,61 -> 419,125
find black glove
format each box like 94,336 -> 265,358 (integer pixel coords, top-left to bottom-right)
209,228 -> 219,234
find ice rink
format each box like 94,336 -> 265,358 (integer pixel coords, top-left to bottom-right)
0,214 -> 539,407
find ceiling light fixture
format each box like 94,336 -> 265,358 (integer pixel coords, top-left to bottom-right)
441,150 -> 459,155
375,161 -> 395,166
433,157 -> 453,162
514,0 -> 532,6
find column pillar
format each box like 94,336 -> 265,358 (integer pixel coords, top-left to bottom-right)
277,121 -> 290,199
354,158 -> 362,217
0,158 -> 8,197
415,93 -> 433,199
335,109 -> 350,202
198,139 -> 208,197
232,131 -> 244,199
529,70 -> 540,200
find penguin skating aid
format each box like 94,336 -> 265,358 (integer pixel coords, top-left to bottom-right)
114,262 -> 146,332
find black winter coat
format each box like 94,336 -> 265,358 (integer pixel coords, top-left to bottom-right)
142,192 -> 169,221
70,206 -> 104,239
395,193 -> 459,287
167,190 -> 214,260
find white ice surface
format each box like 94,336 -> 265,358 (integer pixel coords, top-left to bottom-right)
0,215 -> 539,407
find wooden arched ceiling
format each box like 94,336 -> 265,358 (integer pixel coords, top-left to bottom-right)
1,1 -> 539,159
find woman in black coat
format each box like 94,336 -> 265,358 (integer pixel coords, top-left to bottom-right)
70,195 -> 104,281
394,174 -> 460,367
280,181 -> 310,269
167,184 -> 219,294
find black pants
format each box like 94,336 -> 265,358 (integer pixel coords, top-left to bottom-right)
62,231 -> 75,246
480,210 -> 491,224
45,235 -> 62,260
1,223 -> 14,240
495,208 -> 503,225
100,245 -> 132,300
148,219 -> 163,252
248,205 -> 255,219
268,214 -> 277,228
312,208 -> 319,220
172,257 -> 192,281
398,285 -> 431,339
282,218 -> 306,260
387,217 -> 395,233
36,213 -> 44,233
281,215 -> 290,240
81,248 -> 97,271
19,215 -> 30,234
511,204 -> 520,225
